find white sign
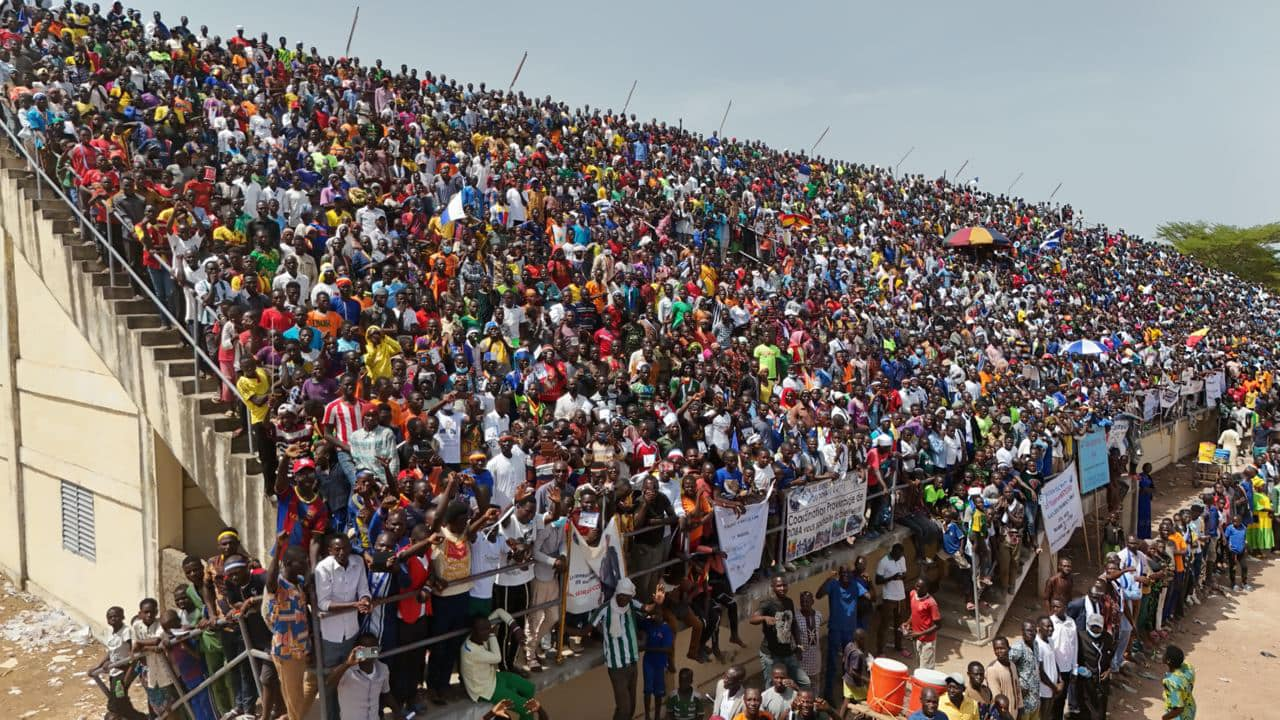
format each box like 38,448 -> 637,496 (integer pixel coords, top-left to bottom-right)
713,497 -> 770,591
1041,464 -> 1084,554
1142,391 -> 1160,421
1205,372 -> 1225,405
783,476 -> 869,562
1107,418 -> 1129,452
565,518 -> 626,614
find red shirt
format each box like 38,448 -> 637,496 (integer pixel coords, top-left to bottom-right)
259,307 -> 295,334
909,590 -> 941,643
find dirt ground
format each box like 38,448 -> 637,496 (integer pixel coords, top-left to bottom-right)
1,461 -> 1276,720
928,462 -> 1280,720
0,577 -> 116,720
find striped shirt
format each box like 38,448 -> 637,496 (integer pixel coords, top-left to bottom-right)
590,598 -> 643,669
323,398 -> 364,444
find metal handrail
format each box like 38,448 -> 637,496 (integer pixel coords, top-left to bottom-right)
0,117 -> 256,453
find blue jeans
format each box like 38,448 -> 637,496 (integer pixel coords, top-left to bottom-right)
335,451 -> 358,486
147,267 -> 175,310
823,626 -> 853,701
759,650 -> 810,689
1112,613 -> 1131,673
221,631 -> 259,714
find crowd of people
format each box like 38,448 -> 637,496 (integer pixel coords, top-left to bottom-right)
4,1 -> 1279,719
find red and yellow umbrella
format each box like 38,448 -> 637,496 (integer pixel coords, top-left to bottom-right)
943,226 -> 1011,248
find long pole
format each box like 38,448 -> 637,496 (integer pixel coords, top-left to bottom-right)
810,125 -> 830,156
508,50 -> 528,92
1048,181 -> 1063,201
621,80 -> 637,116
718,100 -> 732,137
555,522 -> 572,663
344,6 -> 360,56
954,159 -> 970,179
1006,171 -> 1024,195
895,146 -> 915,175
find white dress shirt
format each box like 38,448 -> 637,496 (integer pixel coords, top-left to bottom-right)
337,660 -> 390,720
315,554 -> 372,642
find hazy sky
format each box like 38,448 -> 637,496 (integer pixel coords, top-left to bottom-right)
157,0 -> 1278,239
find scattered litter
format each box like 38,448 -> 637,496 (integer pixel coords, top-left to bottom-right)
51,654 -> 73,663
46,677 -> 62,688
1219,677 -> 1232,683
0,600 -> 89,651
18,711 -> 38,719
0,658 -> 16,670
1193,619 -> 1205,625
1262,651 -> 1278,658
9,687 -> 21,695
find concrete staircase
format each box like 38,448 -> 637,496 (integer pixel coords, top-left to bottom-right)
0,151 -> 272,556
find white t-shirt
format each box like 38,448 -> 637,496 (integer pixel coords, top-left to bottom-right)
470,532 -> 502,600
876,555 -> 908,601
486,449 -> 527,509
1036,636 -> 1059,698
434,410 -> 466,464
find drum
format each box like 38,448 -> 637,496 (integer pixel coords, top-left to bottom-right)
866,657 -> 910,715
907,668 -> 950,713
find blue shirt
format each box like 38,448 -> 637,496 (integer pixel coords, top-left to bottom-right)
641,620 -> 673,667
820,578 -> 860,632
1223,523 -> 1247,554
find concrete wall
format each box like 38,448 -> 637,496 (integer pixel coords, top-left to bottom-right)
0,234 -> 152,623
0,154 -> 259,631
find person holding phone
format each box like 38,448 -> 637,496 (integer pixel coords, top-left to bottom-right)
326,633 -> 407,720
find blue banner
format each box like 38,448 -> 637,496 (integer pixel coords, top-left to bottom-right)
1077,429 -> 1111,494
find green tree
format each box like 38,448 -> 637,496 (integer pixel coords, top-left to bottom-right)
1157,221 -> 1280,289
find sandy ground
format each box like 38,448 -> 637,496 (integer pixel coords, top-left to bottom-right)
1,461 -> 1276,720
0,577 -> 114,720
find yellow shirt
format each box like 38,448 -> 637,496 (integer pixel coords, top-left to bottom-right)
236,368 -> 272,424
939,694 -> 980,720
364,337 -> 403,381
213,225 -> 245,247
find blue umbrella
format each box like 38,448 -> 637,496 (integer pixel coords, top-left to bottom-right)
1061,339 -> 1108,355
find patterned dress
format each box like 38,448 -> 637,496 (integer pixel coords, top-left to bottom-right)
795,609 -> 824,681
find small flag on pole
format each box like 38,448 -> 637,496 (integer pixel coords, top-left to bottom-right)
440,192 -> 466,225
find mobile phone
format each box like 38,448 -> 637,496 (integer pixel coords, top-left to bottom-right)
354,646 -> 380,662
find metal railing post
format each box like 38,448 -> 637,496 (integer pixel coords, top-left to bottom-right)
159,651 -> 198,720
236,616 -> 265,699
309,585 -> 329,720
105,219 -> 116,284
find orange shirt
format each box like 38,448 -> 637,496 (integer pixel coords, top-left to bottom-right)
1167,532 -> 1187,572
306,309 -> 344,338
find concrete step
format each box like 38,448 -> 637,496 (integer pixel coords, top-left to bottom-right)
124,314 -> 163,330
113,298 -> 157,315
198,397 -> 230,415
150,345 -> 190,362
161,360 -> 196,378
212,415 -> 240,433
136,328 -> 182,347
101,285 -> 137,300
179,376 -> 219,395
232,452 -> 262,476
